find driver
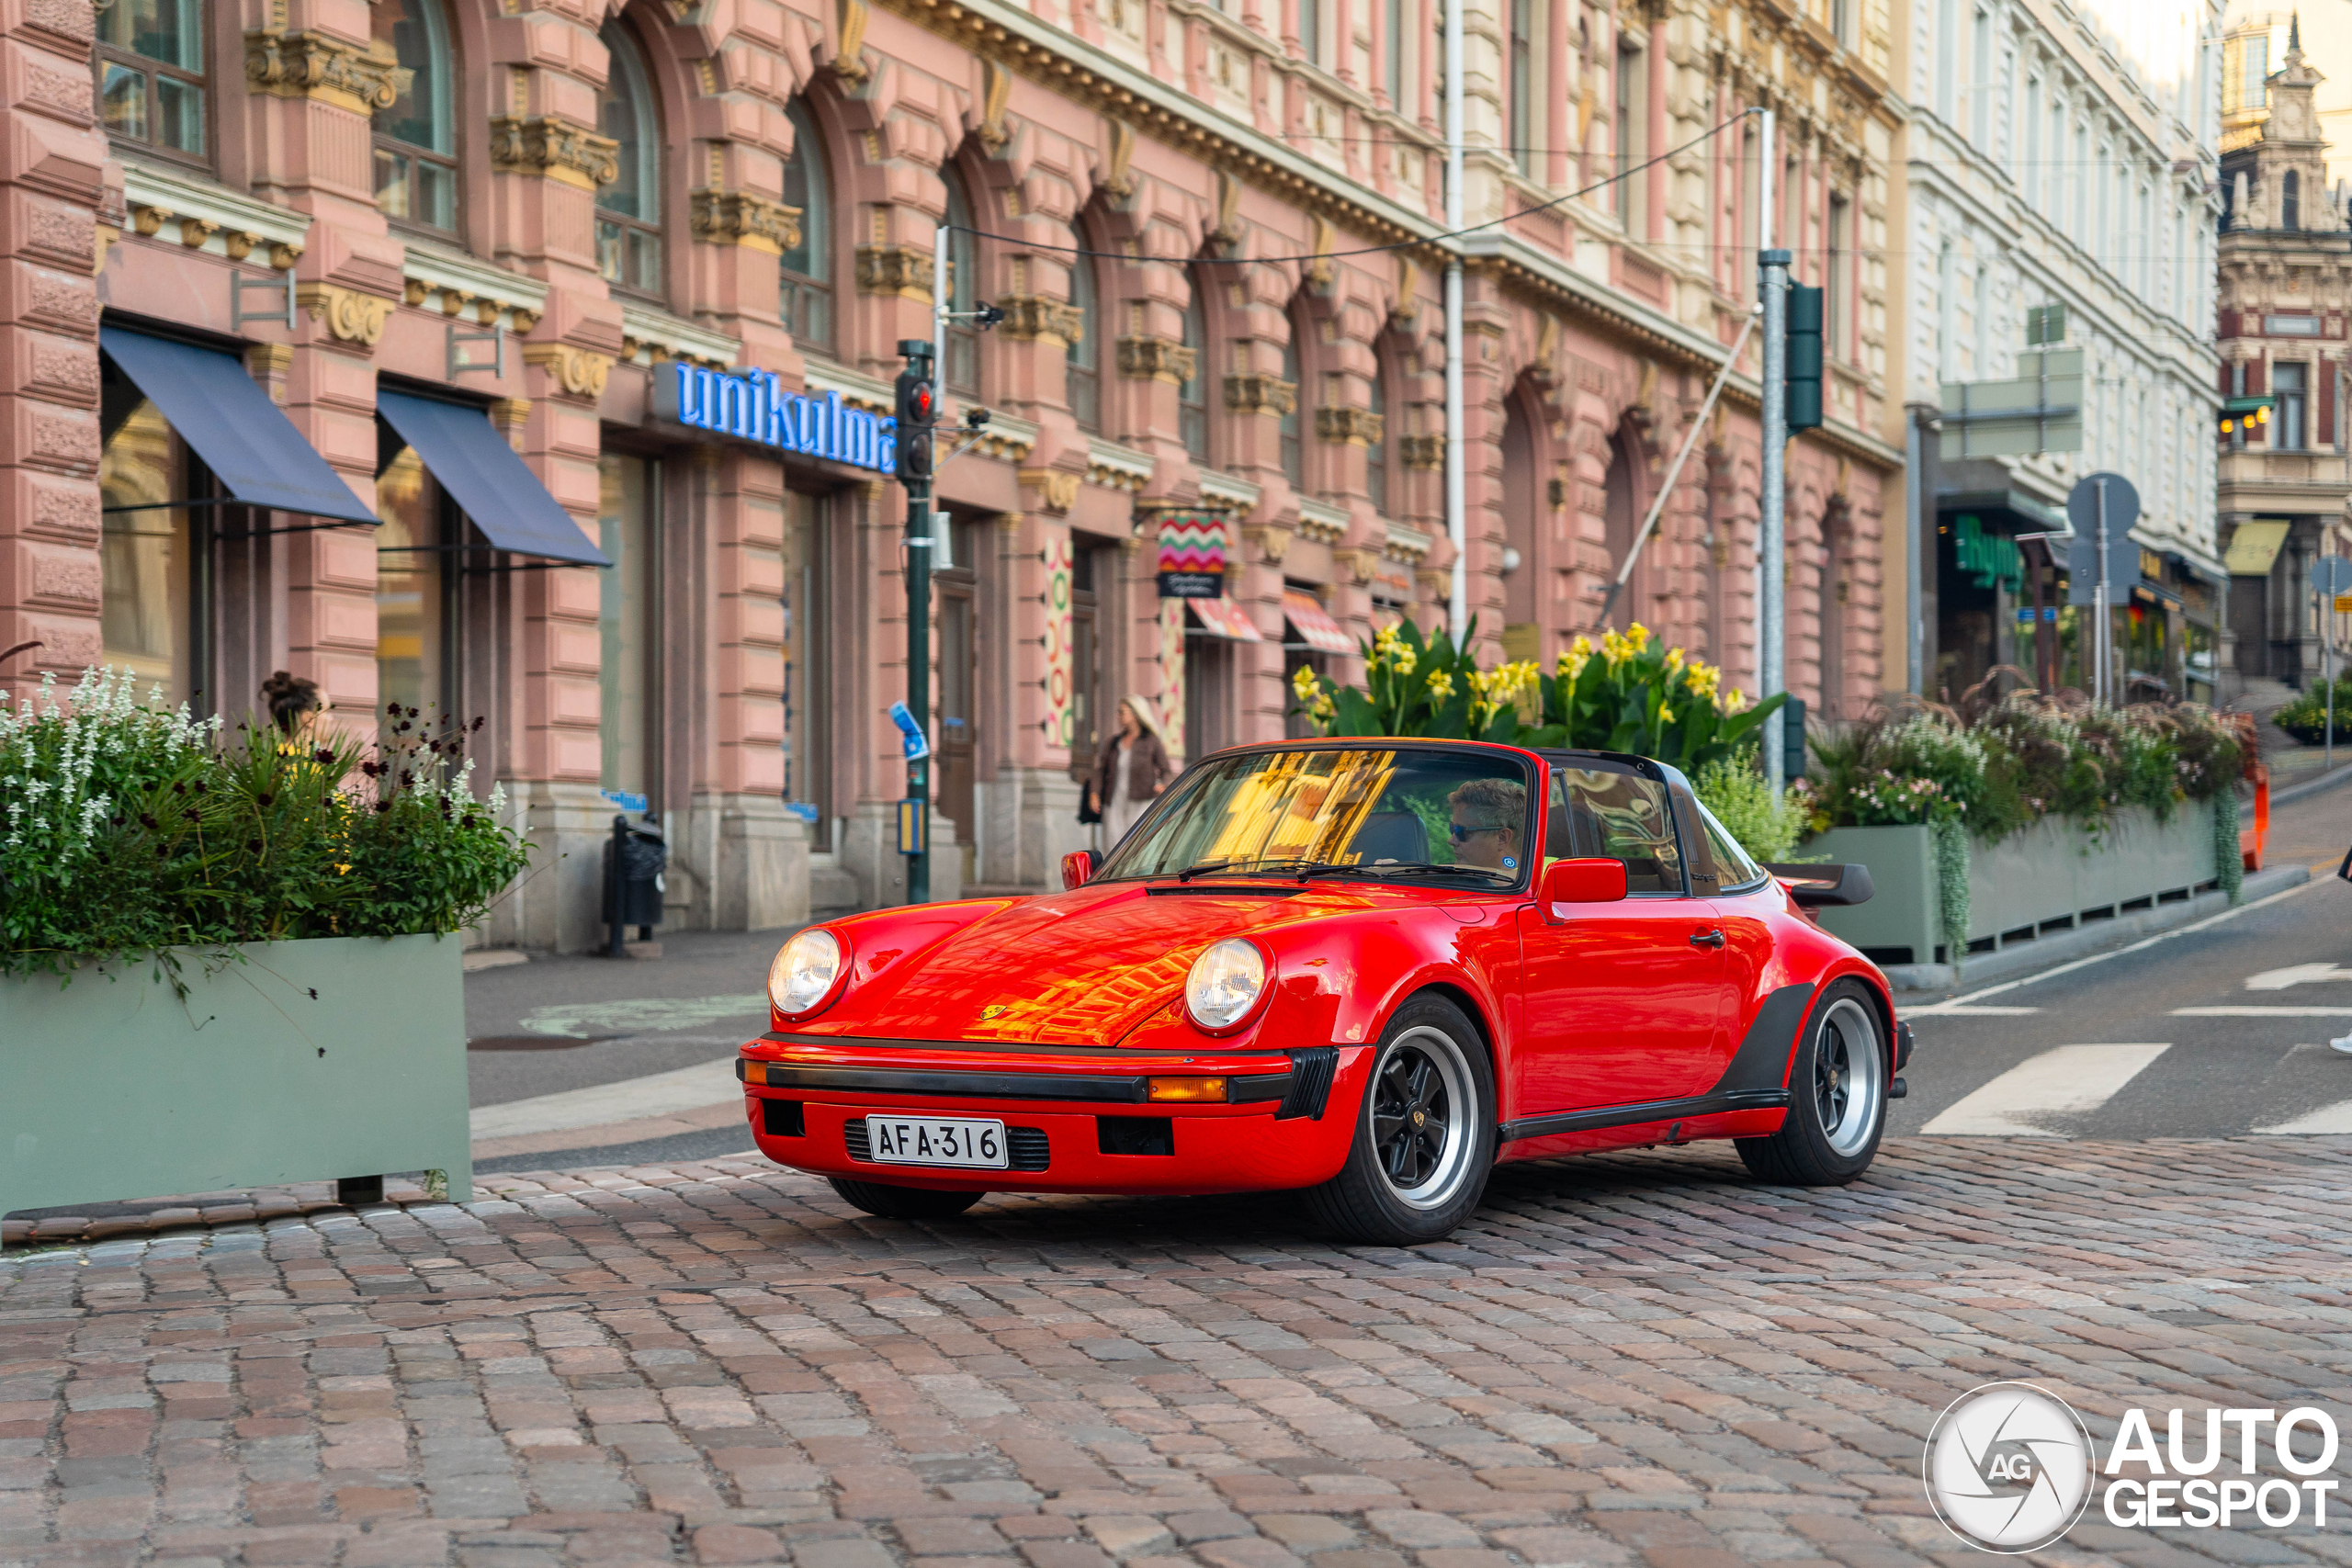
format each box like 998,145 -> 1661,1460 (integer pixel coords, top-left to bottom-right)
1446,777 -> 1527,872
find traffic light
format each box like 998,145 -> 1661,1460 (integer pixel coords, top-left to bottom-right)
1784,283 -> 1823,434
893,339 -> 936,485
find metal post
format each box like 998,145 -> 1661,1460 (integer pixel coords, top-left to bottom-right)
1442,0 -> 1465,637
2094,478 -> 2109,706
906,437 -> 933,907
2326,581 -> 2335,769
1758,108 -> 1788,791
933,223 -> 951,417
1905,405 -> 1927,696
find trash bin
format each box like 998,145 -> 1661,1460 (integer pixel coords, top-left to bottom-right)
602,814 -> 665,956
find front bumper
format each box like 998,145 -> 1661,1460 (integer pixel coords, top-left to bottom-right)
737,1035 -> 1365,1194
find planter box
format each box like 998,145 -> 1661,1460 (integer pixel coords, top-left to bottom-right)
1805,805 -> 2222,966
3,934 -> 472,1220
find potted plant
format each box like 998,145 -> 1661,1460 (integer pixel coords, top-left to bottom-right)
2,668 -> 529,1223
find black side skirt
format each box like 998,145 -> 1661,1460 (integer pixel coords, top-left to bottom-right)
1498,1088 -> 1792,1143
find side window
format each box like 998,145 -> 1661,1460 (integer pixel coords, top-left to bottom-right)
1664,774 -> 1766,895
1553,766 -> 1682,894
1695,796 -> 1765,891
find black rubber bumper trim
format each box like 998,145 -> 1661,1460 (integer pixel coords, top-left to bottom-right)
760,1030 -> 1277,1062
742,1058 -> 1293,1106
1709,983 -> 1820,1096
1895,1019 -> 1915,1072
1498,1089 -> 1791,1143
1278,1046 -> 1340,1120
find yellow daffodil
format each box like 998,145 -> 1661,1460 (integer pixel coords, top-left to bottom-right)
1291,664 -> 1319,701
1424,670 -> 1455,702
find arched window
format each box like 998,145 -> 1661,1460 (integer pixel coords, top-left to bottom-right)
2284,169 -> 2301,231
596,23 -> 662,296
1067,225 -> 1101,431
1365,355 -> 1390,513
97,0 -> 206,160
942,171 -> 980,394
1279,321 -> 1304,484
779,100 -> 832,352
373,0 -> 457,231
1179,285 -> 1208,458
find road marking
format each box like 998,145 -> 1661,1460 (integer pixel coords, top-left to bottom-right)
470,1059 -> 741,1140
2172,1006 -> 2352,1017
2245,963 -> 2352,990
1926,877 -> 2319,1010
1905,1004 -> 2042,1016
2256,1099 -> 2352,1134
1919,1043 -> 2171,1136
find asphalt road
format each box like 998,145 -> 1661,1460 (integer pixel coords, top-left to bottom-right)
458,774 -> 2352,1173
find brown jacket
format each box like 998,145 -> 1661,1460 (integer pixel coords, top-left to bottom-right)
1089,730 -> 1174,806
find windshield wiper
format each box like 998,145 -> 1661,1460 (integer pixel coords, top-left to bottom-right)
1174,857 -> 1336,882
1300,861 -> 1516,885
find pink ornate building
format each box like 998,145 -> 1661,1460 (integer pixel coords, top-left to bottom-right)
2,0 -> 1897,948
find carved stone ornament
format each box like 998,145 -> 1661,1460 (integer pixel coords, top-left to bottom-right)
1315,406 -> 1384,446
244,28 -> 407,116
522,343 -> 615,399
296,283 -> 397,347
854,243 -> 937,299
1332,546 -> 1381,585
995,295 -> 1084,344
1115,335 -> 1195,384
1018,468 -> 1081,513
1399,432 -> 1446,470
830,0 -> 871,85
1241,523 -> 1293,565
976,60 -> 1013,154
689,190 -> 800,254
488,115 -> 620,191
1223,373 -> 1296,416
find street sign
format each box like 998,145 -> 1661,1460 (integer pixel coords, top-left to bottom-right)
888,699 -> 931,761
2064,473 -> 2142,705
1939,349 -> 2085,459
2064,472 -> 2140,537
601,789 -> 649,814
2335,594 -> 2352,613
2314,557 -> 2352,594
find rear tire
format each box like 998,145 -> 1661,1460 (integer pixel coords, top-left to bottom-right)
1735,979 -> 1888,1186
1302,995 -> 1495,1245
828,1179 -> 985,1220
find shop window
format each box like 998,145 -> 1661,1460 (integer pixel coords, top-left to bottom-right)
98,393 -> 199,706
1068,224 -> 1102,432
373,0 -> 458,232
1279,322 -> 1304,485
1366,355 -> 1391,513
96,0 -> 206,161
1180,288 -> 1209,459
782,490 -> 833,849
943,171 -> 981,395
375,446 -> 454,722
595,24 -> 662,298
598,454 -> 660,802
780,100 -> 833,354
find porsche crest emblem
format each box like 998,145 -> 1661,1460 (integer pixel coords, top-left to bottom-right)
979,1003 -> 1012,1021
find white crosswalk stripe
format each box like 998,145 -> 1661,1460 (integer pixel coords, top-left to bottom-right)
1919,1043 -> 2171,1135
2245,963 -> 2352,991
2256,1100 -> 2352,1134
2172,1006 -> 2352,1017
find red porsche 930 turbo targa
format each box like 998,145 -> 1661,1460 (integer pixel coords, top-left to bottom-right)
738,739 -> 1911,1244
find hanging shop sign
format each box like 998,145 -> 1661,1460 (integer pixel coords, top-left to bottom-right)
1043,536 -> 1076,748
1156,512 -> 1228,598
654,363 -> 897,476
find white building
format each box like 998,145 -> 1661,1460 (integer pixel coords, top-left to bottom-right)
1891,0 -> 2225,704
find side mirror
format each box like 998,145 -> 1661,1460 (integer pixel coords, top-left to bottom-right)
1541,857 -> 1627,923
1061,850 -> 1098,891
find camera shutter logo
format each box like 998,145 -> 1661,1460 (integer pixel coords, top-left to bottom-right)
1923,1382 -> 2095,1552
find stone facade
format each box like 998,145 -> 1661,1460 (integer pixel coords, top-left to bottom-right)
6,0 -> 1904,947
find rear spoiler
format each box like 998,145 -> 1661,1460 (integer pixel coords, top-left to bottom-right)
1760,862 -> 1874,908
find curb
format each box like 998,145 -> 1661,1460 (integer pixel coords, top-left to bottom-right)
2271,759 -> 2352,807
1881,861 -> 2313,995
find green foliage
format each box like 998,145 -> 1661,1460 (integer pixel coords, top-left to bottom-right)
1690,748 -> 1804,863
1292,615 -> 1785,776
0,667 -> 532,978
2213,789 -> 2244,905
1931,818 -> 1972,958
2271,678 -> 2352,744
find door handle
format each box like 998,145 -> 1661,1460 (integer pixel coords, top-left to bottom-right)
1689,929 -> 1726,949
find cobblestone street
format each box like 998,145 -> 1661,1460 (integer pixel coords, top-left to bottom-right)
6,1139 -> 2352,1567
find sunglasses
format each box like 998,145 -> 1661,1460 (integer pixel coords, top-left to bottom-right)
1448,822 -> 1503,842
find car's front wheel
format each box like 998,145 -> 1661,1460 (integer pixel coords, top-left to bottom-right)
1303,994 -> 1496,1245
1735,979 -> 1888,1185
829,1179 -> 985,1220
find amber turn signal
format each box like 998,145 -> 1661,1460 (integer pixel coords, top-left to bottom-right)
742,1061 -> 769,1086
1147,1076 -> 1229,1102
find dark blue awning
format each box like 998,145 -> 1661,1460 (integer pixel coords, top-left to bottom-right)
98,326 -> 379,525
376,389 -> 608,567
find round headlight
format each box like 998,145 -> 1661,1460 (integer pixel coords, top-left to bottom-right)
768,928 -> 845,1016
1185,939 -> 1269,1032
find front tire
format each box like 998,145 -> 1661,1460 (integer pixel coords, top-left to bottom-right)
1303,995 -> 1496,1245
828,1179 -> 985,1220
1736,980 -> 1888,1186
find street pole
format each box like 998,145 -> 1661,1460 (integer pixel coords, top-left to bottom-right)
903,348 -> 933,907
1442,0 -> 1465,637
2094,477 -> 2109,707
1758,107 -> 1788,792
2326,581 -> 2335,770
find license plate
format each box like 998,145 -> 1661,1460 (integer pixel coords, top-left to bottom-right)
865,1116 -> 1009,1168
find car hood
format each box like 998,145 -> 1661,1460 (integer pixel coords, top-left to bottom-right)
804,881 -> 1401,1046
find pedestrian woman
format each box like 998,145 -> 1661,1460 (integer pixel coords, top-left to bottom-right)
1089,694 -> 1174,848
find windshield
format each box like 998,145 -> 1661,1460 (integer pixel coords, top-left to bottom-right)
1097,746 -> 1538,886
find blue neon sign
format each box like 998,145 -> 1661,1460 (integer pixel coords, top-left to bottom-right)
653,362 -> 898,474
